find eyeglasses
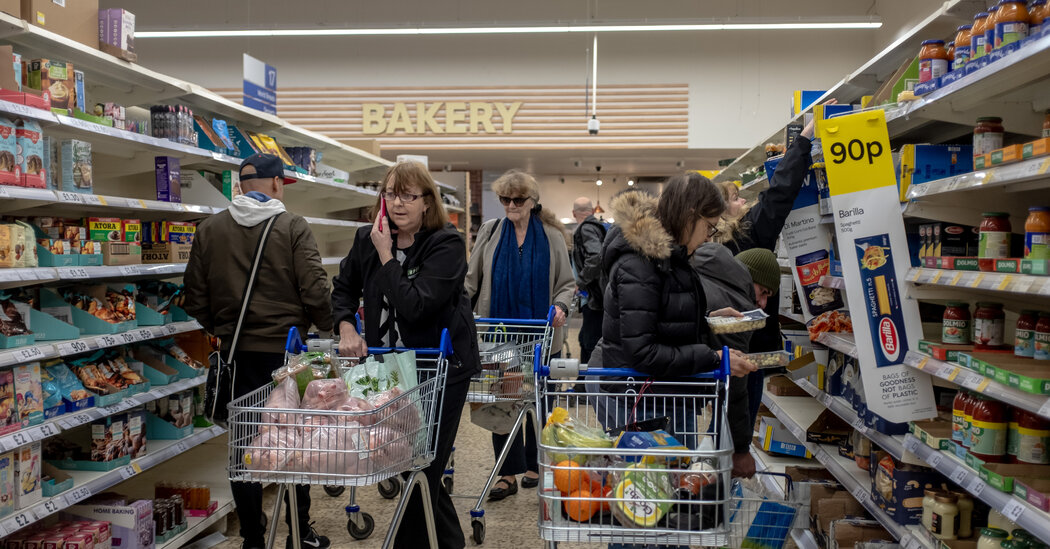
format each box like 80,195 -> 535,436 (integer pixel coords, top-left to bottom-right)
703,218 -> 720,239
499,196 -> 530,207
382,191 -> 422,203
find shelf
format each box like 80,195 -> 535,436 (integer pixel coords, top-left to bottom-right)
0,376 -> 205,455
780,311 -> 806,324
158,496 -> 235,549
0,425 -> 226,537
0,263 -> 188,289
906,157 -> 1050,200
762,391 -> 907,540
750,447 -> 820,549
0,320 -> 202,370
901,434 -> 1050,545
815,332 -> 858,358
445,204 -> 465,214
792,377 -> 906,461
819,275 -> 846,290
0,186 -> 219,220
903,351 -> 1050,420
906,268 -> 1050,301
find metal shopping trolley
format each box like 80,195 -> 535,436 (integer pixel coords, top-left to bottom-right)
533,347 -> 802,548
458,306 -> 556,545
226,327 -> 452,549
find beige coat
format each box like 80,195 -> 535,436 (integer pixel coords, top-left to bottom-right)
465,217 -> 576,354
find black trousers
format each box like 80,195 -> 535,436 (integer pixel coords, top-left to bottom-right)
578,305 -> 603,364
229,351 -> 311,547
393,373 -> 471,549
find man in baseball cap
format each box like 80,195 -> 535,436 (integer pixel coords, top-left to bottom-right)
239,153 -> 297,194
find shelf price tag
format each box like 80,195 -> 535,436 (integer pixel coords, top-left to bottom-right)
970,273 -> 986,288
65,412 -> 93,428
819,393 -> 833,407
930,270 -> 944,284
42,497 -> 63,515
949,272 -> 963,286
95,335 -> 119,348
165,325 -> 178,335
903,436 -> 920,453
118,463 -> 142,480
67,487 -> 92,504
1002,499 -> 1026,522
57,340 -> 91,356
966,476 -> 986,497
929,452 -> 943,468
852,486 -> 868,502
118,265 -> 140,276
79,195 -> 106,206
15,346 -> 44,362
135,329 -> 153,342
59,267 -> 91,280
119,332 -> 137,344
57,191 -> 82,204
175,441 -> 189,453
950,467 -> 968,484
36,423 -> 57,439
1038,399 -> 1050,419
997,275 -> 1014,291
6,511 -> 34,532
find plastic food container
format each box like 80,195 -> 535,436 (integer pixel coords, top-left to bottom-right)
746,350 -> 791,368
706,309 -> 769,334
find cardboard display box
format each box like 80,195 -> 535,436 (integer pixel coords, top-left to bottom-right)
19,0 -> 99,49
766,375 -> 808,397
101,241 -> 141,266
829,519 -> 891,548
141,242 -> 190,264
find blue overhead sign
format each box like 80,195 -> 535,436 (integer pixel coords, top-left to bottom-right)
243,53 -> 277,114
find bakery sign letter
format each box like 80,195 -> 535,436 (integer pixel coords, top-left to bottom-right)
818,108 -> 936,424
363,101 -> 522,135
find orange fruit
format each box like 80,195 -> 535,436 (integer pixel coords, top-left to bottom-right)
598,484 -> 612,512
564,489 -> 601,522
553,460 -> 591,495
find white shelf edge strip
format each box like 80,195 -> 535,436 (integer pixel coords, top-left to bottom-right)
0,320 -> 202,370
792,377 -> 906,461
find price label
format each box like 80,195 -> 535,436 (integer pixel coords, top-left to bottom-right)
119,265 -> 140,276
37,423 -> 57,438
102,404 -> 124,415
136,200 -> 148,209
119,332 -> 137,344
10,431 -> 30,447
852,418 -> 868,433
929,453 -> 943,467
950,467 -> 967,484
966,476 -> 986,496
790,425 -> 806,441
136,329 -> 153,342
975,379 -> 990,393
165,325 -> 178,335
1038,399 -> 1050,419
1002,498 -> 1026,522
68,413 -> 93,427
60,267 -> 91,280
903,437 -> 920,453
998,275 -> 1014,291
118,463 -> 141,480
9,511 -> 33,530
175,441 -> 189,453
947,367 -> 961,382
79,195 -> 105,206
95,335 -> 119,348
0,186 -> 7,198
16,346 -> 43,362
42,497 -> 62,514
1039,281 -> 1050,296
67,487 -> 91,504
57,191 -> 82,204
57,340 -> 91,356
852,486 -> 868,502
930,270 -> 944,284
915,357 -> 929,370
819,393 -> 833,407
949,272 -> 963,286
908,269 -> 922,282
902,534 -> 921,549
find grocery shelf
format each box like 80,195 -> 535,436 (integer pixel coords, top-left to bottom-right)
903,351 -> 1050,420
0,320 -> 202,370
301,216 -> 367,238
901,434 -> 1050,545
0,425 -> 226,537
762,391 -> 906,540
157,495 -> 235,549
0,376 -> 205,455
906,268 -> 1050,301
445,204 -> 466,214
906,157 -> 1050,200
815,332 -> 858,358
0,263 -> 188,289
0,186 -> 219,220
792,377 -> 906,461
819,275 -> 845,290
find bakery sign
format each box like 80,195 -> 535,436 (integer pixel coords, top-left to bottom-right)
362,101 -> 522,135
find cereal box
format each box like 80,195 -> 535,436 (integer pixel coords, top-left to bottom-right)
14,441 -> 41,508
0,369 -> 18,435
13,363 -> 43,427
17,119 -> 46,188
0,117 -> 18,186
155,156 -> 181,203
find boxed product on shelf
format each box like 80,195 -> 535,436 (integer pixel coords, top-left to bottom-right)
65,499 -> 154,549
991,144 -> 1024,166
143,221 -> 195,245
0,296 -> 34,348
917,340 -> 974,363
1015,477 -> 1050,512
16,118 -> 46,188
18,0 -> 100,50
40,462 -> 73,497
978,462 -> 1050,492
25,59 -> 75,112
141,241 -> 191,264
122,220 -> 141,243
14,220 -> 37,268
898,144 -> 974,201
814,488 -> 868,540
0,451 -> 13,518
0,369 -> 18,435
45,363 -> 93,410
126,406 -> 146,458
806,409 -> 851,445
36,238 -> 74,266
13,362 -> 43,426
154,156 -> 181,203
829,518 -> 890,549
758,415 -> 811,458
960,352 -> 1050,394
766,375 -> 808,397
79,240 -> 103,266
101,241 -> 142,266
14,440 -> 41,508
87,217 -> 123,242
1,223 -> 26,268
99,9 -> 135,53
73,69 -> 85,112
870,450 -> 945,524
1023,137 -> 1050,160
0,117 -> 17,186
59,139 -> 92,194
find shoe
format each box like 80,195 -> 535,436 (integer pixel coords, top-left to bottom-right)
286,522 -> 330,549
487,478 -> 518,501
521,473 -> 539,488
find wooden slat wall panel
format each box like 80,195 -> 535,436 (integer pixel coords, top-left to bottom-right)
214,84 -> 688,149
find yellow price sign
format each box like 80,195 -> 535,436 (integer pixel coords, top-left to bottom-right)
137,200 -> 148,209
818,110 -> 894,196
976,379 -> 990,392
917,357 -> 929,370
948,367 -> 961,381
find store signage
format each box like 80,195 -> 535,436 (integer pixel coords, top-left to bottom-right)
819,108 -> 935,424
242,54 -> 277,115
362,101 -> 522,135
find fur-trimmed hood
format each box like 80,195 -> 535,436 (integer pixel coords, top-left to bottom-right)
606,191 -> 675,261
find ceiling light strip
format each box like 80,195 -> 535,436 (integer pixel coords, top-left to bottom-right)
136,21 -> 882,39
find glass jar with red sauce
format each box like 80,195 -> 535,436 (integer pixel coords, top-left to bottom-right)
1008,408 -> 1050,464
970,396 -> 1008,462
974,117 -> 1005,156
953,391 -> 971,445
1016,310 -> 1039,358
978,212 -> 1011,271
1035,313 -> 1050,361
963,393 -> 981,449
943,302 -> 972,344
919,40 -> 951,82
974,302 -> 1005,350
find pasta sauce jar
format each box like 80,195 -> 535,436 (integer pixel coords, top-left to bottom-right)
1035,313 -> 1050,361
978,212 -> 1011,272
943,302 -> 972,344
974,302 -> 1005,350
995,0 -> 1030,48
919,40 -> 951,82
1008,408 -> 1050,464
1016,310 -> 1039,358
974,117 -> 1005,156
970,396 -> 1008,462
953,24 -> 973,69
1025,206 -> 1050,259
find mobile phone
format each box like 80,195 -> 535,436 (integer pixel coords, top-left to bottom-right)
381,195 -> 398,232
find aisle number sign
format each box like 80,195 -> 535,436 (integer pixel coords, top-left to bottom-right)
243,54 -> 277,115
819,108 -> 936,424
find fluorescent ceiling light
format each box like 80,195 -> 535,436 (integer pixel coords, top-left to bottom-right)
137,19 -> 882,38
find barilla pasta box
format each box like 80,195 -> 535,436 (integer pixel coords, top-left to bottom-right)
87,218 -> 124,242
0,118 -> 18,186
155,156 -> 181,203
123,219 -> 141,243
17,119 -> 46,188
164,221 -> 195,244
855,234 -> 908,366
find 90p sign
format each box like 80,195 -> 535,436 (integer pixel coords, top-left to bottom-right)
818,109 -> 895,197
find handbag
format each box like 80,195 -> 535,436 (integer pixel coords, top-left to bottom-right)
204,213 -> 281,428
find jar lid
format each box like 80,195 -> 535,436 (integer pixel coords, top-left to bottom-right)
976,116 -> 1004,123
924,488 -> 941,497
1012,529 -> 1033,540
1029,206 -> 1050,212
1021,309 -> 1041,315
957,24 -> 973,31
946,301 -> 970,307
975,12 -> 989,18
947,41 -> 955,47
934,493 -> 959,503
1000,0 -> 1027,4
921,39 -> 946,45
981,211 -> 1009,217
981,528 -> 1009,539
988,4 -> 1000,11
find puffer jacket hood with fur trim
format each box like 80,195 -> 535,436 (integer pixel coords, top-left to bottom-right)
605,190 -> 674,263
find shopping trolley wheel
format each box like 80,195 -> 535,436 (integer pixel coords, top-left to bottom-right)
471,519 -> 485,544
347,512 -> 375,540
323,485 -> 345,497
443,476 -> 454,495
378,478 -> 401,499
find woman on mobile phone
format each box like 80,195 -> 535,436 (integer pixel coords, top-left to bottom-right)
331,161 -> 480,549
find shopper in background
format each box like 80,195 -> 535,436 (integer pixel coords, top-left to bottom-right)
184,153 -> 333,549
735,248 -> 785,425
331,161 -> 480,549
571,197 -> 606,365
465,169 -> 575,501
712,100 -> 835,429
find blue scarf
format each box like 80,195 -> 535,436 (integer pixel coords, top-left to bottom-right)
490,214 -> 550,320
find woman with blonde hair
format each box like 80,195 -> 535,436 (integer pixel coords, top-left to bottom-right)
465,169 -> 575,501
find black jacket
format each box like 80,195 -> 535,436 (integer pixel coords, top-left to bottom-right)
597,191 -> 720,378
693,243 -> 758,454
572,216 -> 606,310
726,135 -> 812,353
331,225 -> 481,384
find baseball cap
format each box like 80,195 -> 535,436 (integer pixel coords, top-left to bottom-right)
239,153 -> 296,185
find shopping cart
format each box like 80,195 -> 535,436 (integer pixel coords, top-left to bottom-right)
226,327 -> 451,549
458,306 -> 556,545
533,347 -> 802,548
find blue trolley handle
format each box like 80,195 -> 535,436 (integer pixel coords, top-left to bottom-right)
284,326 -> 453,358
534,345 -> 732,379
476,305 -> 557,327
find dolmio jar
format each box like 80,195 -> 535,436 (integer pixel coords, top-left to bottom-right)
978,212 -> 1011,272
974,302 -> 1006,350
943,302 -> 972,344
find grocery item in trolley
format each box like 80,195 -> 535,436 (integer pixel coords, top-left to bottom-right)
706,308 -> 770,334
541,407 -> 614,465
746,351 -> 791,369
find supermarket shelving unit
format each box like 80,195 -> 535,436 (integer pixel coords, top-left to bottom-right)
0,9 -> 393,541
